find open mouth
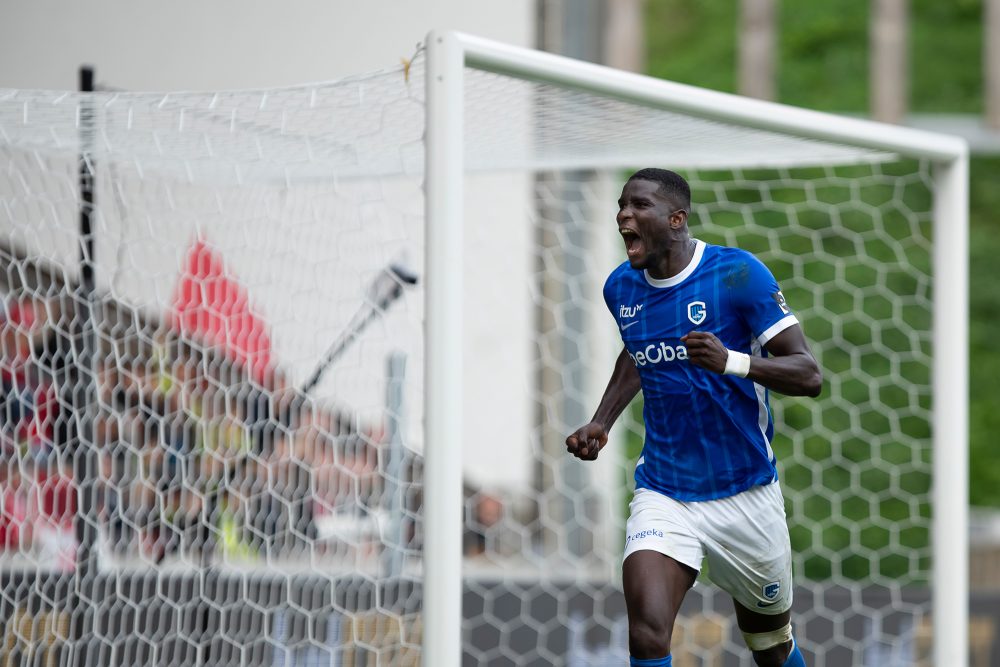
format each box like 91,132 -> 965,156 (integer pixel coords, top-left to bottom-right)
621,228 -> 643,258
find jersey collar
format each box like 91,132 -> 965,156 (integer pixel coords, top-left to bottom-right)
643,239 -> 706,288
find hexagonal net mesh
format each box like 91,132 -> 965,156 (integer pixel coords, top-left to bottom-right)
1,65 -> 429,667
462,164 -> 934,667
0,51 -> 940,666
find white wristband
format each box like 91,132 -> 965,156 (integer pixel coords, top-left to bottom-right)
723,349 -> 751,378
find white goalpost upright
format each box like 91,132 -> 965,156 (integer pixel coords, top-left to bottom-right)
423,30 -> 968,667
424,31 -> 467,667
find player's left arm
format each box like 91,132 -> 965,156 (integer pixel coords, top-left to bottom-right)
682,325 -> 822,397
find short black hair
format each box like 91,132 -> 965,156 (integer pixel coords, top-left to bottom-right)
628,168 -> 691,210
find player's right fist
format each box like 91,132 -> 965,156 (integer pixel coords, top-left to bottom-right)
566,422 -> 609,461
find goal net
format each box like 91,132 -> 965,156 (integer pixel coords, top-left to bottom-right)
0,31 -> 967,666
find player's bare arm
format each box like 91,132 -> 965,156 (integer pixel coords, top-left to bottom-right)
566,347 -> 641,460
681,326 -> 822,397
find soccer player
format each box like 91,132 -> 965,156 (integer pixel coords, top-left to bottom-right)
566,168 -> 821,667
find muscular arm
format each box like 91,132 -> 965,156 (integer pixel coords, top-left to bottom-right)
565,347 -> 641,460
682,325 -> 822,397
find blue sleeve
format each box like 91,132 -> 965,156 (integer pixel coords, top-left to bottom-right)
731,252 -> 799,345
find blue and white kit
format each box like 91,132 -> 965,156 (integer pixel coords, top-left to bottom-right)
603,239 -> 799,501
607,239 -> 801,613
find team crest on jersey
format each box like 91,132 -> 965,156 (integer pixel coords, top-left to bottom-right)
687,301 -> 707,325
762,581 -> 780,600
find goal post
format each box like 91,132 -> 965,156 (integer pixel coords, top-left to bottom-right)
424,30 -> 968,667
930,153 -> 969,667
424,30 -> 466,667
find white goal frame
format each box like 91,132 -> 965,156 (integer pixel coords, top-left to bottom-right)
423,30 -> 969,667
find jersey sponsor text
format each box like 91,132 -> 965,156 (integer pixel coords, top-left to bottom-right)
619,304 -> 643,318
628,341 -> 688,367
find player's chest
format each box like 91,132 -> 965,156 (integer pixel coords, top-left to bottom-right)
614,284 -> 728,342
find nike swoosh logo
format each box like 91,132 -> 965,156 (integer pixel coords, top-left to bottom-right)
756,600 -> 780,608
621,321 -> 640,331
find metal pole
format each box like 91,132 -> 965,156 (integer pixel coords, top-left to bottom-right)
72,64 -> 100,667
986,0 -> 1000,129
382,352 -> 407,581
870,0 -> 909,123
537,0 -> 604,562
423,30 -> 465,667
603,0 -> 645,74
738,0 -> 777,101
932,153 -> 969,667
301,264 -> 417,396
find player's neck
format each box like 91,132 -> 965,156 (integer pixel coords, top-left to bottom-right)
648,236 -> 696,280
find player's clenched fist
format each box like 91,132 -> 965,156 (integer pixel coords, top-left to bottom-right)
566,422 -> 608,460
681,330 -> 729,374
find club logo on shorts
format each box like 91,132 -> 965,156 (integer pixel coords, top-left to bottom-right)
687,301 -> 707,325
762,581 -> 780,600
624,529 -> 664,547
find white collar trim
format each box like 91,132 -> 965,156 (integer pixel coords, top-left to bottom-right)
643,240 -> 705,288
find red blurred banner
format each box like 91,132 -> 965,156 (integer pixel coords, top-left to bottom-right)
170,238 -> 272,383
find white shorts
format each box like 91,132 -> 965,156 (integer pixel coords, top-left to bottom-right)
623,483 -> 793,615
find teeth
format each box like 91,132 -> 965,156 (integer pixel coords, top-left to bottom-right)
622,230 -> 641,256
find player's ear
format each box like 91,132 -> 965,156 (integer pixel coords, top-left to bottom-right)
669,209 -> 688,229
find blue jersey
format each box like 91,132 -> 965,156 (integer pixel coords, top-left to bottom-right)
603,240 -> 799,501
